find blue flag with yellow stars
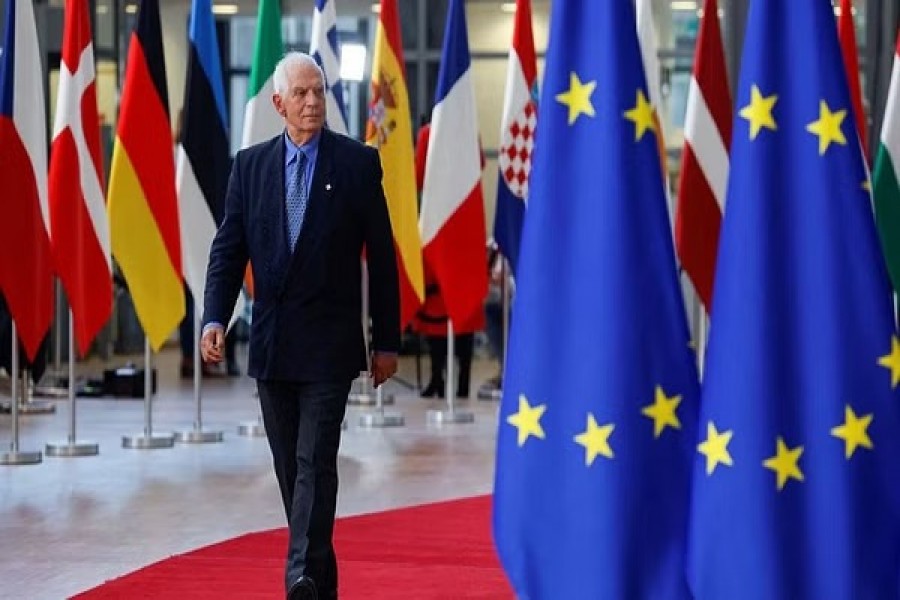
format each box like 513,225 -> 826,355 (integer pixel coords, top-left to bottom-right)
686,1 -> 900,598
492,1 -> 699,598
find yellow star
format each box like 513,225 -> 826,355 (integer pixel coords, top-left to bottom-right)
624,89 -> 656,141
555,72 -> 596,126
739,84 -> 778,140
697,421 -> 734,475
806,100 -> 848,155
574,413 -> 614,466
878,336 -> 900,389
763,437 -> 804,491
831,405 -> 874,459
862,179 -> 872,192
506,394 -> 547,447
641,386 -> 682,438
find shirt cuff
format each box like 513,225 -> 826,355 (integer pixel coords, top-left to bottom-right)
202,322 -> 224,336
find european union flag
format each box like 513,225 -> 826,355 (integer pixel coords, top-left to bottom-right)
687,1 -> 900,598
492,1 -> 699,598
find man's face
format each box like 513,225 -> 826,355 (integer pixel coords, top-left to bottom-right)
274,62 -> 326,137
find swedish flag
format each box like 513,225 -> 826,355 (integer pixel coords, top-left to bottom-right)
492,1 -> 699,598
687,1 -> 900,598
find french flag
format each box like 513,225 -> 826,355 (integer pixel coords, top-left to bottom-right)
419,0 -> 487,325
494,0 -> 537,276
0,0 -> 54,362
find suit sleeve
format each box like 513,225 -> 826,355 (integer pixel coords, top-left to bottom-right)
202,150 -> 249,327
363,148 -> 401,353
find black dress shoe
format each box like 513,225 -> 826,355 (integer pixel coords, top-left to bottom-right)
287,576 -> 318,600
421,379 -> 444,398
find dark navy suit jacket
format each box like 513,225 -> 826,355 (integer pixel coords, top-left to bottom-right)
202,129 -> 400,382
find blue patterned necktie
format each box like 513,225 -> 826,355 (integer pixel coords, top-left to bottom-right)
286,152 -> 309,251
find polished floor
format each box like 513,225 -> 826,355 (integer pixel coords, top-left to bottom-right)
0,347 -> 501,599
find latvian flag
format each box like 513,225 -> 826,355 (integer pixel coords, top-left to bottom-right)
419,0 -> 488,326
675,0 -> 732,312
494,0 -> 537,276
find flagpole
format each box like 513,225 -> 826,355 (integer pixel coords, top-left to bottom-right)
122,337 -> 174,449
348,258 -> 394,407
427,319 -> 474,425
176,309 -> 223,443
483,258 -> 510,401
0,323 -> 42,465
45,312 -> 99,457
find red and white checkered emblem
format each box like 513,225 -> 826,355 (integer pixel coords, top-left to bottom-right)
499,100 -> 537,200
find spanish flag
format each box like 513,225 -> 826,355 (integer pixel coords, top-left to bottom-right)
366,0 -> 423,328
107,0 -> 183,351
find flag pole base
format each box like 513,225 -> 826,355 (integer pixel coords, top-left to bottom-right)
237,421 -> 266,437
0,400 -> 57,415
426,409 -> 475,425
45,441 -> 99,457
0,450 -> 42,465
175,429 -> 224,444
122,433 -> 175,449
359,412 -> 405,428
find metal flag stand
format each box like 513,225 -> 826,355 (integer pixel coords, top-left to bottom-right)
358,383 -> 404,428
122,337 -> 174,449
237,394 -> 267,437
0,323 -> 42,465
45,313 -> 99,457
348,259 -> 394,407
176,312 -> 224,443
426,320 -> 474,425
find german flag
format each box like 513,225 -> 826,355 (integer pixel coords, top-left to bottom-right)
366,0 -> 423,328
107,0 -> 183,351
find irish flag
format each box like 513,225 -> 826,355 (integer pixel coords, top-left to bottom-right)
241,0 -> 283,150
366,0 -> 423,328
107,0 -> 184,351
875,33 -> 900,293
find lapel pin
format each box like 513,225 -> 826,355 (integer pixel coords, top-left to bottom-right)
325,183 -> 332,191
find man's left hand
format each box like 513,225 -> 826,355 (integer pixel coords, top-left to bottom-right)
370,352 -> 398,388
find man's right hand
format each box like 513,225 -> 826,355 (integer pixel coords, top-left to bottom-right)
200,326 -> 225,364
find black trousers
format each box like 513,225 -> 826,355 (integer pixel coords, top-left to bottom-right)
426,333 -> 474,396
257,379 -> 352,599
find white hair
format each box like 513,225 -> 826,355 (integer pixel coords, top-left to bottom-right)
273,52 -> 325,96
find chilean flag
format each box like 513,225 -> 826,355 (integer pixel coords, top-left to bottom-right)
494,0 -> 537,276
0,0 -> 54,362
49,0 -> 112,358
419,0 -> 488,325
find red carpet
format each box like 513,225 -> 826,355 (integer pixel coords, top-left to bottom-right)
72,495 -> 512,599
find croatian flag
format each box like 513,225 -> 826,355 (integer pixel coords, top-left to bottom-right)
419,0 -> 488,325
494,0 -> 537,276
0,0 -> 54,361
310,0 -> 348,134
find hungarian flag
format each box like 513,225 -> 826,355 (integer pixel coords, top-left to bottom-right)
177,0 -> 244,323
419,0 -> 488,326
366,0 -> 423,328
0,0 -> 54,361
311,0 -> 348,134
107,0 -> 184,352
493,0 -> 537,276
874,33 -> 900,293
49,0 -> 111,358
241,0 -> 283,150
674,0 -> 732,312
838,0 -> 869,162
